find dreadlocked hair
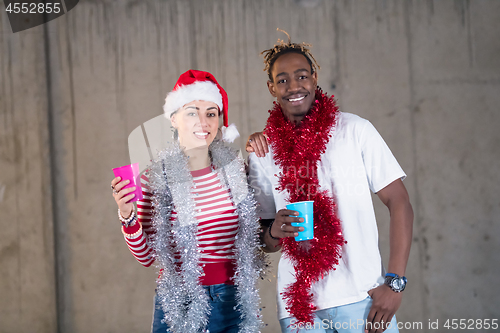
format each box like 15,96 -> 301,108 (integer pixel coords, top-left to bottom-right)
261,29 -> 320,82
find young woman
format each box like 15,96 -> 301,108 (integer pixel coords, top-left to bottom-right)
111,70 -> 265,333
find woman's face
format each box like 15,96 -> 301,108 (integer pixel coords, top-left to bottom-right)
171,100 -> 220,150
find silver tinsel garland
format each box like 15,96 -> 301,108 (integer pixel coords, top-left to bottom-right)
146,140 -> 267,333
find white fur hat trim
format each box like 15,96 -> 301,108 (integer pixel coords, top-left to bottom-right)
163,81 -> 223,119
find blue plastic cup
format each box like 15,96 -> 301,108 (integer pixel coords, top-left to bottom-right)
286,201 -> 314,241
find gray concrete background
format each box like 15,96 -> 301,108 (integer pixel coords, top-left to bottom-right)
1,0 -> 499,332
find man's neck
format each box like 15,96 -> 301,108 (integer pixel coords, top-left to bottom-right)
282,110 -> 309,125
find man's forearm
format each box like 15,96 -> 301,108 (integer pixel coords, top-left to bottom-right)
388,197 -> 413,276
376,179 -> 414,277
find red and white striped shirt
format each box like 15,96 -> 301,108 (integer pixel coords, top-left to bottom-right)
122,166 -> 239,285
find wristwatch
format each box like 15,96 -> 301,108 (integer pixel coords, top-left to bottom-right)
384,273 -> 407,293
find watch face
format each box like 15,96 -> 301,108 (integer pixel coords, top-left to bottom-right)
391,278 -> 406,291
391,279 -> 402,290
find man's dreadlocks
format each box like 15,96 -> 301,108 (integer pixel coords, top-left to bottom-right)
261,29 -> 320,82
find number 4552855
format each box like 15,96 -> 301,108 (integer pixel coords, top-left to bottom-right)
444,319 -> 498,330
5,2 -> 62,14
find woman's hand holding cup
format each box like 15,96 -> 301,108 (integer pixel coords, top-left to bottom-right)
111,177 -> 135,219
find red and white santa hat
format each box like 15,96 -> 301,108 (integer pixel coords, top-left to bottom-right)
163,70 -> 239,143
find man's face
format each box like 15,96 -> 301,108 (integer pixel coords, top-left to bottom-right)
267,52 -> 317,123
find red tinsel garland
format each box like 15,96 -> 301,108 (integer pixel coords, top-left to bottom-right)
265,88 -> 346,324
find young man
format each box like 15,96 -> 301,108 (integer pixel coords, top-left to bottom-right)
247,37 -> 413,333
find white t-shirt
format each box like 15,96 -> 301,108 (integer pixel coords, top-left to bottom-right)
248,112 -> 406,319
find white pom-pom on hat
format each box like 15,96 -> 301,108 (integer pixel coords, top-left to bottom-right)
221,123 -> 240,143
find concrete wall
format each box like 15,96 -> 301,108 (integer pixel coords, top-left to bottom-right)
0,18 -> 57,332
1,1 -> 499,332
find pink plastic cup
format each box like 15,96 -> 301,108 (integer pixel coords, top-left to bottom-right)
112,163 -> 143,203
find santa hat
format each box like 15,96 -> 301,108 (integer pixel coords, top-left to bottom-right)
163,70 -> 239,143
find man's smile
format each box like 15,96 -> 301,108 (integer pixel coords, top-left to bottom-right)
285,93 -> 309,105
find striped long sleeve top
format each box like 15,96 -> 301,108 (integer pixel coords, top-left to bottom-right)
122,166 -> 239,285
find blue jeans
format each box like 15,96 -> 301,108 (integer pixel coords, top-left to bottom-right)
279,297 -> 399,333
151,284 -> 241,333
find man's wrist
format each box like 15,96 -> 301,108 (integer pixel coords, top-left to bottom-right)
258,218 -> 281,252
268,220 -> 279,240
